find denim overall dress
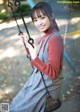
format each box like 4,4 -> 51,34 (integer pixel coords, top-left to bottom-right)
9,31 -> 63,112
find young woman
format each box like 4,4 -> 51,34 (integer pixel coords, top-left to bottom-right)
9,2 -> 64,112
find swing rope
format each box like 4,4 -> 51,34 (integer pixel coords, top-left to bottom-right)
63,7 -> 76,73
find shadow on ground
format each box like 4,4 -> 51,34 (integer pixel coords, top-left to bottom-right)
0,17 -> 80,112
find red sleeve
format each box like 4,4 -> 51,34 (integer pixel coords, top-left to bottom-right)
31,36 -> 64,79
26,48 -> 30,55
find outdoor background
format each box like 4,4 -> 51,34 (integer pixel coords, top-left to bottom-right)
0,0 -> 80,112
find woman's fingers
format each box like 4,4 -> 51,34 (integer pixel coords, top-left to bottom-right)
26,42 -> 32,49
26,43 -> 37,60
19,34 -> 28,44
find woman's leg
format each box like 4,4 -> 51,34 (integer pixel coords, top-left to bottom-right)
9,85 -> 46,112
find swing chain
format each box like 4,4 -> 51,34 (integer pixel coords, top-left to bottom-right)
7,0 -> 32,61
7,0 -> 22,33
64,20 -> 69,44
8,0 -> 34,48
8,0 -> 13,9
14,0 -> 21,7
14,0 -> 34,48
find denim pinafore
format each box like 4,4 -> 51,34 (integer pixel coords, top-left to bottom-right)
9,32 -> 63,112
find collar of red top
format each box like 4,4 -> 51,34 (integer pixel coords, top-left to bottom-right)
38,26 -> 57,44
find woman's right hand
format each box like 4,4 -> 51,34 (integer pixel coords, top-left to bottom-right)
19,33 -> 28,46
19,33 -> 31,56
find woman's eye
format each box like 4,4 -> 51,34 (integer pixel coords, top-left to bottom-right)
41,16 -> 45,19
33,19 -> 37,22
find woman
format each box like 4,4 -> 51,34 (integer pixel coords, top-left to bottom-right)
9,2 -> 64,112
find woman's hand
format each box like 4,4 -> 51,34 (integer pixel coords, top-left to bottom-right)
19,33 -> 28,46
19,33 -> 37,60
26,43 -> 37,60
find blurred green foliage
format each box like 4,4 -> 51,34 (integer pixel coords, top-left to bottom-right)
14,4 -> 31,16
0,3 -> 31,19
0,12 -> 8,19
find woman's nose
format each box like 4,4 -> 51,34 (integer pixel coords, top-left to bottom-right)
37,19 -> 43,25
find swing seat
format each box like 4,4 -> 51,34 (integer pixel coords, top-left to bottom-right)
45,98 -> 62,112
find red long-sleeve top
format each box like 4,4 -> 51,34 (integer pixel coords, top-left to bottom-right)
26,27 -> 64,79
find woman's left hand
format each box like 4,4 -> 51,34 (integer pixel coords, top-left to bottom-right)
26,42 -> 37,60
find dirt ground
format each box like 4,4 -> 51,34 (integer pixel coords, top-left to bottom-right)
0,17 -> 80,112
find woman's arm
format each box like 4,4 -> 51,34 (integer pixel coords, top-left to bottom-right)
31,36 -> 64,79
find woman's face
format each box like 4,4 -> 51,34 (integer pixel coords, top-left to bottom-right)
33,11 -> 51,32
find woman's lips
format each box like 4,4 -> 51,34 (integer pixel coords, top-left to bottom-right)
39,25 -> 45,29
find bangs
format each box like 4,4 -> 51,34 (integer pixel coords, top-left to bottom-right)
31,7 -> 46,21
31,2 -> 54,22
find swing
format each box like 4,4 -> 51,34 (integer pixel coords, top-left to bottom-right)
7,0 -> 63,111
